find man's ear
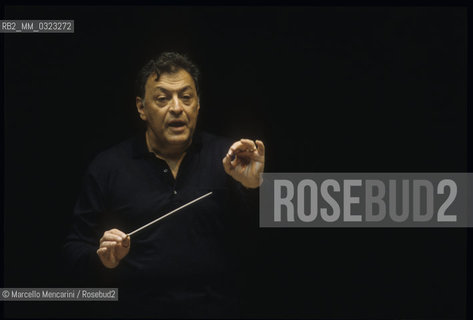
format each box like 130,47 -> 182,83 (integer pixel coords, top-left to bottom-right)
136,97 -> 147,121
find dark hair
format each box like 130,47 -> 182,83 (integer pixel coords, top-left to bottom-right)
135,52 -> 200,99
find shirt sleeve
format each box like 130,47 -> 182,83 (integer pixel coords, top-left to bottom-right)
62,163 -> 117,285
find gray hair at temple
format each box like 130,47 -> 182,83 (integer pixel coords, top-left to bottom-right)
135,52 -> 201,99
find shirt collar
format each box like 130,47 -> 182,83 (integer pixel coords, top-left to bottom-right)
132,129 -> 203,158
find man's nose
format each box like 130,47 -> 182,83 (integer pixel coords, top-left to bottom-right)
169,95 -> 183,114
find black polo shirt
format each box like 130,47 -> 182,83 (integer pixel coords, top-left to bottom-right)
63,130 -> 257,318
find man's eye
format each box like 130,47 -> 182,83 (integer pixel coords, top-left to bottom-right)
156,97 -> 167,103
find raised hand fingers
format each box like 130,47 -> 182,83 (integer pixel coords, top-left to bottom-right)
222,153 -> 232,173
255,140 -> 265,156
227,141 -> 242,157
224,138 -> 264,168
96,247 -> 108,256
222,138 -> 266,188
228,140 -> 255,156
235,139 -> 264,157
239,139 -> 256,151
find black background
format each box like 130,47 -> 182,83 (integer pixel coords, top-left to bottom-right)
2,5 -> 469,319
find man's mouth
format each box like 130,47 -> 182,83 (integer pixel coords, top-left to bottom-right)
167,120 -> 187,131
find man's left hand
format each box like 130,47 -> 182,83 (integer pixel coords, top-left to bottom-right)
223,139 -> 265,188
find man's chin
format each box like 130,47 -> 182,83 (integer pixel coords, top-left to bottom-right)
165,133 -> 191,146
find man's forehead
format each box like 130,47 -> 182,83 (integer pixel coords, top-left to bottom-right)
146,70 -> 195,90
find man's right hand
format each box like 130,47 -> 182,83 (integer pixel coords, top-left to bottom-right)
96,229 -> 130,269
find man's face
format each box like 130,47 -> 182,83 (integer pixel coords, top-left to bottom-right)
137,69 -> 200,149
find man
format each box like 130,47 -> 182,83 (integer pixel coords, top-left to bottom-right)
64,52 -> 264,317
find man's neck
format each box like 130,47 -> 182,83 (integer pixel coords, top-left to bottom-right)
146,130 -> 189,159
146,130 -> 189,178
